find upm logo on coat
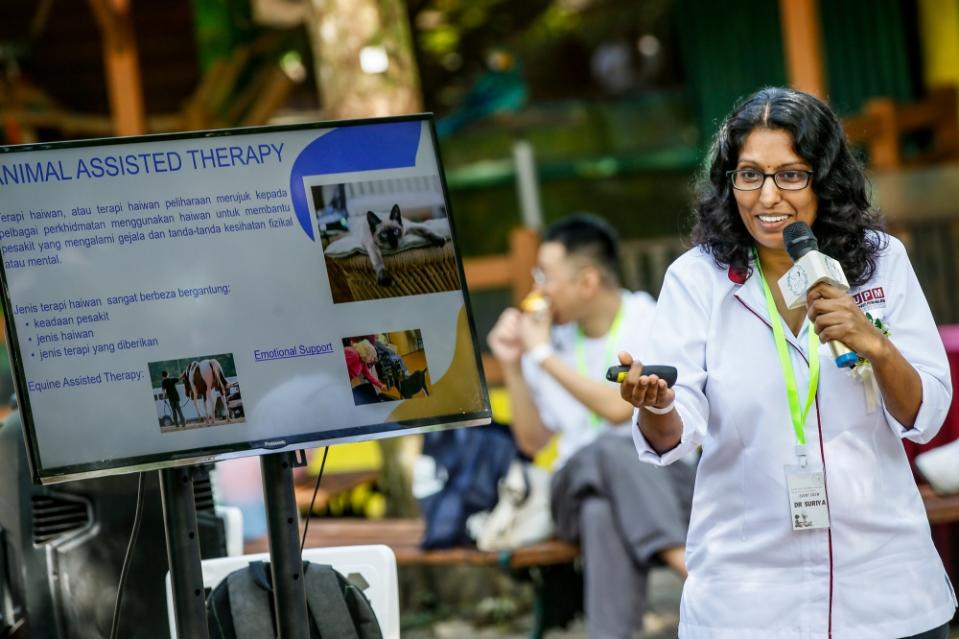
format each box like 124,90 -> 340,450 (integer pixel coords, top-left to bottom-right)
853,286 -> 886,311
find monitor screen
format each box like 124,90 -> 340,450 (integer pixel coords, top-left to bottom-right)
0,116 -> 490,484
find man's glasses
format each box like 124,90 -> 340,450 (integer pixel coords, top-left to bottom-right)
531,266 -> 577,287
726,168 -> 814,191
531,267 -> 547,287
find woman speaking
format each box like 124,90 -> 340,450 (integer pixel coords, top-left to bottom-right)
619,87 -> 957,638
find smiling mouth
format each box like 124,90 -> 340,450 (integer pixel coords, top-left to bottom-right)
757,214 -> 790,224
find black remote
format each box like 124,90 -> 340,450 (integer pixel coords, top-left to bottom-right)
605,364 -> 678,387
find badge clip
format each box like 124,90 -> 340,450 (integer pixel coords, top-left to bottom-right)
795,444 -> 809,469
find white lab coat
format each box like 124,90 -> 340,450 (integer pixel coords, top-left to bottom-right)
633,234 -> 958,639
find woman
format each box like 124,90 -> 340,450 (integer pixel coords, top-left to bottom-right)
345,339 -> 387,404
619,87 -> 956,638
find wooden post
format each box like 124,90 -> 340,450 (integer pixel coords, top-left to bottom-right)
779,0 -> 827,99
930,85 -> 959,160
508,227 -> 540,308
88,0 -> 146,136
863,97 -> 900,169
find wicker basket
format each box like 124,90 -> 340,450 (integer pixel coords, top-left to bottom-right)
327,243 -> 460,301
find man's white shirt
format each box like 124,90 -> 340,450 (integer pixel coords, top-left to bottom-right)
521,290 -> 656,469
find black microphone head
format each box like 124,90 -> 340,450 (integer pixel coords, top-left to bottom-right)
783,221 -> 818,261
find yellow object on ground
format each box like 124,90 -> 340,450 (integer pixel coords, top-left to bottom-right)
308,441 -> 382,474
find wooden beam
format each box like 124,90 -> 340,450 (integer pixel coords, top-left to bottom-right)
779,0 -> 826,98
463,255 -> 511,290
88,0 -> 146,136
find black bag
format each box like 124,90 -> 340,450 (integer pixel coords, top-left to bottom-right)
207,560 -> 382,639
417,422 -> 518,549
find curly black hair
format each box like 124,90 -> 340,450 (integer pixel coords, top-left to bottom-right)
690,86 -> 886,287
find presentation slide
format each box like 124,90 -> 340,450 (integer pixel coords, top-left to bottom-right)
0,117 -> 490,483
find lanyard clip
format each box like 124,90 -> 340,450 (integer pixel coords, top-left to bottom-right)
795,444 -> 809,469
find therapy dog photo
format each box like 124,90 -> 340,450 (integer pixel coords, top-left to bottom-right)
341,329 -> 432,405
310,176 -> 461,303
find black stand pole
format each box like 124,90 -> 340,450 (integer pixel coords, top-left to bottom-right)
160,466 -> 210,639
261,451 -> 309,638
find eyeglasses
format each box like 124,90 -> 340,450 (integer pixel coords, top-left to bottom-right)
726,168 -> 814,191
531,267 -> 546,287
531,265 -> 584,287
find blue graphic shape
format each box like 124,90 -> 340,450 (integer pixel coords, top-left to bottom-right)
290,121 -> 422,240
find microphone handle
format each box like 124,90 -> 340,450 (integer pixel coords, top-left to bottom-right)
828,339 -> 859,368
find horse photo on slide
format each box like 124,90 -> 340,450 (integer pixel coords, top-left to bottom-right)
148,352 -> 244,432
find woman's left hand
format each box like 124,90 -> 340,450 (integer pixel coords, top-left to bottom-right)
807,283 -> 885,360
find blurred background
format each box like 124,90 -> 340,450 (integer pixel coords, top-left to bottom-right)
3,1 -> 959,636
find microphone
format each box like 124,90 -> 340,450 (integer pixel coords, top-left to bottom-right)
780,221 -> 858,368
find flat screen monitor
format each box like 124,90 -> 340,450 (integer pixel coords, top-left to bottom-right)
0,115 -> 490,484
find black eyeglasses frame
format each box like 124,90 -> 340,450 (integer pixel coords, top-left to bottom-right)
726,169 -> 815,191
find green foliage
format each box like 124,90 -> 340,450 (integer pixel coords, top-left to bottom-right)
190,0 -> 256,72
412,0 -> 675,111
439,91 -> 699,257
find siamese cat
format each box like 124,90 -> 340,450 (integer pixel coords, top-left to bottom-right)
365,204 -> 446,286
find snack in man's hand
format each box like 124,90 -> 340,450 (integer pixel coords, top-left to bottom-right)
521,291 -> 549,314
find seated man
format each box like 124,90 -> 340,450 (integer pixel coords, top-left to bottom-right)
488,213 -> 695,638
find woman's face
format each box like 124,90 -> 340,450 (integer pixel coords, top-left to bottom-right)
733,127 -> 817,253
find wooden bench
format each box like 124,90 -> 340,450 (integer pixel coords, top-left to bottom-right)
920,485 -> 959,525
247,518 -> 579,569
258,488 -> 959,564
247,518 -> 580,639
246,486 -> 959,637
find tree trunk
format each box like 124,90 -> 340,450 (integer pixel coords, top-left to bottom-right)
305,0 -> 423,517
306,0 -> 423,119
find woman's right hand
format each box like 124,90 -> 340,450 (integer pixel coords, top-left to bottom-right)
617,351 -> 675,410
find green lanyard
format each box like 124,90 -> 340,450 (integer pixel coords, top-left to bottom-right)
575,301 -> 625,429
753,249 -> 820,447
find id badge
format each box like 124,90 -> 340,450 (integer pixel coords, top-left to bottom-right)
785,465 -> 830,531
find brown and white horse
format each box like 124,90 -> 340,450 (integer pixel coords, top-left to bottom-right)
180,359 -> 231,425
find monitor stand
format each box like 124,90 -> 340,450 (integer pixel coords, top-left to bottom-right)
160,466 -> 211,639
161,452 -> 310,638
261,451 -> 310,638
